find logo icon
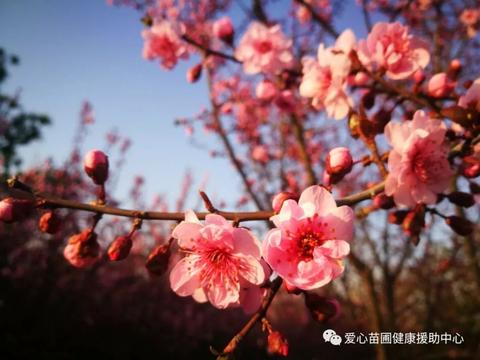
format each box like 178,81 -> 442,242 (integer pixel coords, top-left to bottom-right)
323,329 -> 342,346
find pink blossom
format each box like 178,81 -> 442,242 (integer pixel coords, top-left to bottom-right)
235,22 -> 294,74
357,22 -> 430,80
299,29 -> 355,120
262,186 -> 354,290
385,110 -> 453,207
427,73 -> 455,98
169,211 -> 267,310
459,78 -> 480,111
256,80 -> 277,100
460,8 -> 479,27
142,20 -> 189,70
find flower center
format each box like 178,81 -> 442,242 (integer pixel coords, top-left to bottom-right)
297,230 -> 324,262
255,40 -> 273,54
413,151 -> 443,184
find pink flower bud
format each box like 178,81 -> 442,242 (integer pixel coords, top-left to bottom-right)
461,155 -> 480,178
212,16 -> 234,45
402,205 -> 425,239
354,71 -> 369,86
84,149 -> 109,185
39,211 -> 61,234
326,147 -> 353,181
427,73 -> 455,98
186,63 -> 202,83
0,197 -> 34,223
373,193 -> 395,210
145,244 -> 171,275
108,235 -> 133,261
251,144 -> 269,163
272,191 -> 298,213
255,80 -> 277,100
305,293 -> 341,323
64,228 -> 100,267
450,59 -> 462,72
446,215 -> 474,236
267,331 -> 289,357
413,70 -> 425,84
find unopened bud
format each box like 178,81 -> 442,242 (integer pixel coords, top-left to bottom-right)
427,73 -> 455,98
413,70 -> 425,84
469,182 -> 480,194
446,216 -> 474,236
326,147 -> 353,183
272,192 -> 298,213
64,228 -> 100,267
447,191 -> 475,208
145,244 -> 171,275
449,59 -> 462,73
108,235 -> 133,261
373,193 -> 395,209
267,331 -> 289,357
402,205 -> 425,238
186,63 -> 202,83
84,149 -> 109,185
354,72 -> 369,86
39,211 -> 61,234
255,80 -> 277,100
0,197 -> 34,223
305,293 -> 340,323
388,210 -> 409,225
461,156 -> 480,178
212,16 -> 234,45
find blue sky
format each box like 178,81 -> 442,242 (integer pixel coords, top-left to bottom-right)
0,0 -> 371,208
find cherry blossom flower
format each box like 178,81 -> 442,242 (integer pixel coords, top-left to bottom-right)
262,186 -> 354,290
299,29 -> 355,120
235,22 -> 294,74
385,110 -> 453,207
169,211 -> 266,310
142,20 -> 189,70
357,22 -> 430,80
459,78 -> 480,111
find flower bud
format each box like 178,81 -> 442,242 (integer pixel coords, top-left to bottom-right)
64,228 -> 100,267
255,80 -> 277,100
461,156 -> 480,178
145,244 -> 171,275
469,182 -> 480,194
326,147 -> 353,182
373,193 -> 395,210
413,70 -> 425,84
186,63 -> 202,83
272,191 -> 298,213
447,191 -> 475,208
354,72 -> 369,86
39,211 -> 61,234
402,205 -> 425,238
212,16 -> 234,45
84,149 -> 109,185
427,73 -> 455,98
0,197 -> 34,223
446,216 -> 474,236
107,235 -> 133,261
388,210 -> 409,225
267,331 -> 288,357
251,144 -> 269,163
305,293 -> 340,323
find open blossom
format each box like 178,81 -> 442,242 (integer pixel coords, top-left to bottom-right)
357,22 -> 430,80
235,22 -> 294,74
459,78 -> 480,111
263,186 -> 354,290
142,20 -> 189,70
385,110 -> 453,207
169,211 -> 267,310
299,29 -> 355,120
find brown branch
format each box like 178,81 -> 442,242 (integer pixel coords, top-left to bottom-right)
218,277 -> 283,357
290,116 -> 317,186
293,0 -> 339,38
8,177 -> 386,222
205,67 -> 266,211
182,35 -> 240,64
